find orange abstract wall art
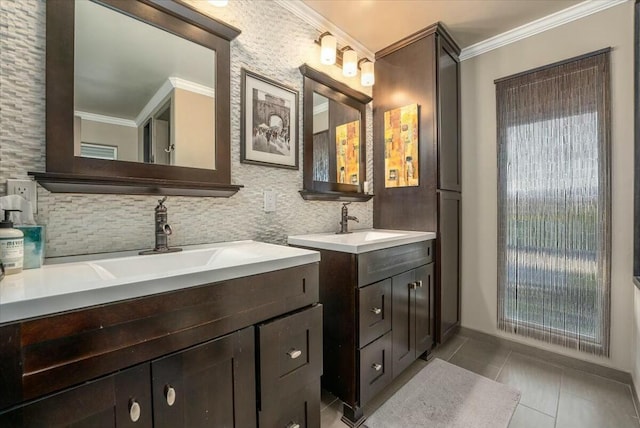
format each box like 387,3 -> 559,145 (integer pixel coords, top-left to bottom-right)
384,104 -> 419,188
336,120 -> 360,185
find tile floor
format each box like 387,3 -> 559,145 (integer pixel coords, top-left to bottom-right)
320,333 -> 640,428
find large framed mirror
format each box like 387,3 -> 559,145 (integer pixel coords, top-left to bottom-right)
32,0 -> 242,197
299,65 -> 373,202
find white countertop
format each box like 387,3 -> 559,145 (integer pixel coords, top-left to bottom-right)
0,241 -> 319,323
288,229 -> 436,254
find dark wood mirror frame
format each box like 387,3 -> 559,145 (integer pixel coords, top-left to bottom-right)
30,0 -> 242,197
299,65 -> 373,202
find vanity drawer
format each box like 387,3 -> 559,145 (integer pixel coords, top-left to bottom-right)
259,380 -> 320,428
358,331 -> 392,406
358,279 -> 391,347
357,241 -> 434,287
258,305 -> 323,414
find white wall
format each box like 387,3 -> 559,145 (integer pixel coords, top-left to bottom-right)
173,88 -> 215,169
634,287 -> 640,396
460,1 -> 634,371
78,119 -> 139,162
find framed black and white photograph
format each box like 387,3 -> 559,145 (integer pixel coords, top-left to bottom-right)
241,69 -> 298,169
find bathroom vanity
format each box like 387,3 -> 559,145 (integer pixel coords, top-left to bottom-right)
288,230 -> 436,427
0,241 -> 322,428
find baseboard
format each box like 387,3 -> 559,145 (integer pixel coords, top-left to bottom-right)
458,327 -> 633,385
632,379 -> 640,418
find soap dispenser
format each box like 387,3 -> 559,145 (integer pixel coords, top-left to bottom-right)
0,209 -> 24,275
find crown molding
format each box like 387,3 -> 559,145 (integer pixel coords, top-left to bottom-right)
274,0 -> 375,60
313,100 -> 328,115
135,78 -> 215,127
135,79 -> 174,127
459,0 -> 629,61
74,111 -> 137,128
169,77 -> 215,98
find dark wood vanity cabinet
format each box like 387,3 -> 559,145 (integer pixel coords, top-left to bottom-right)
1,328 -> 258,428
258,305 -> 323,428
151,327 -> 256,428
296,241 -> 434,426
0,363 -> 152,428
437,36 -> 462,192
0,264 -> 322,428
391,263 -> 435,376
373,23 -> 461,345
438,191 -> 461,343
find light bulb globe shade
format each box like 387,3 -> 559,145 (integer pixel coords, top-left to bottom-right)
360,61 -> 375,86
342,49 -> 358,77
208,0 -> 228,6
320,35 -> 337,65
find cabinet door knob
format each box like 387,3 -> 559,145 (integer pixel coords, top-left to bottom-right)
416,280 -> 423,288
129,400 -> 141,422
409,282 -> 417,289
287,349 -> 302,359
165,385 -> 176,406
370,307 -> 382,315
287,423 -> 301,428
371,363 -> 382,371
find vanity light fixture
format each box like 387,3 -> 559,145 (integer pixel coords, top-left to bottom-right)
315,31 -> 375,86
208,0 -> 228,6
342,47 -> 358,77
319,32 -> 337,65
359,59 -> 375,87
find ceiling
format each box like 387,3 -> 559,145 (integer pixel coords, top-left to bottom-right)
75,0 -> 215,120
300,0 -> 582,53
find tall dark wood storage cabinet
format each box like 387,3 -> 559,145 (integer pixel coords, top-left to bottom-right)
373,23 -> 461,344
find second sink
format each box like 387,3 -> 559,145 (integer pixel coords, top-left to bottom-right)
288,229 -> 436,254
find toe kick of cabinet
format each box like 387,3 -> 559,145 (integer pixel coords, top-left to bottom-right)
258,304 -> 323,428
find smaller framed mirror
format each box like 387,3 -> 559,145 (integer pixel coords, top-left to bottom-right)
299,65 -> 373,202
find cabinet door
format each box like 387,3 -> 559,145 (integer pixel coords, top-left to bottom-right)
437,36 -> 461,192
0,364 -> 151,428
391,269 -> 415,377
437,191 -> 461,343
414,263 -> 435,356
151,327 -> 256,428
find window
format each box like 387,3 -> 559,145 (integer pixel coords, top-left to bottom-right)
496,50 -> 611,356
80,142 -> 118,160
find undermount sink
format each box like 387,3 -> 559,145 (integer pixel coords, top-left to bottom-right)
288,229 -> 436,254
357,231 -> 405,241
89,246 -> 262,279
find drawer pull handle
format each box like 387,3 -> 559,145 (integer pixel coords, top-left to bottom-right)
129,400 -> 141,422
416,280 -> 423,288
372,363 -> 383,371
165,385 -> 176,406
370,307 -> 382,315
287,349 -> 302,359
287,423 -> 301,428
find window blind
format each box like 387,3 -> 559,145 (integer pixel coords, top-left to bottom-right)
496,50 -> 611,356
80,143 -> 118,160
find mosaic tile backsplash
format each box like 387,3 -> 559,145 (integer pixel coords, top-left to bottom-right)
0,0 -> 374,257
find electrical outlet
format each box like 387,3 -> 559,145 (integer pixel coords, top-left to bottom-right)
263,190 -> 276,212
6,179 -> 37,214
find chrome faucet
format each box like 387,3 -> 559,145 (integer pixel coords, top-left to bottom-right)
337,202 -> 359,234
139,196 -> 182,255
